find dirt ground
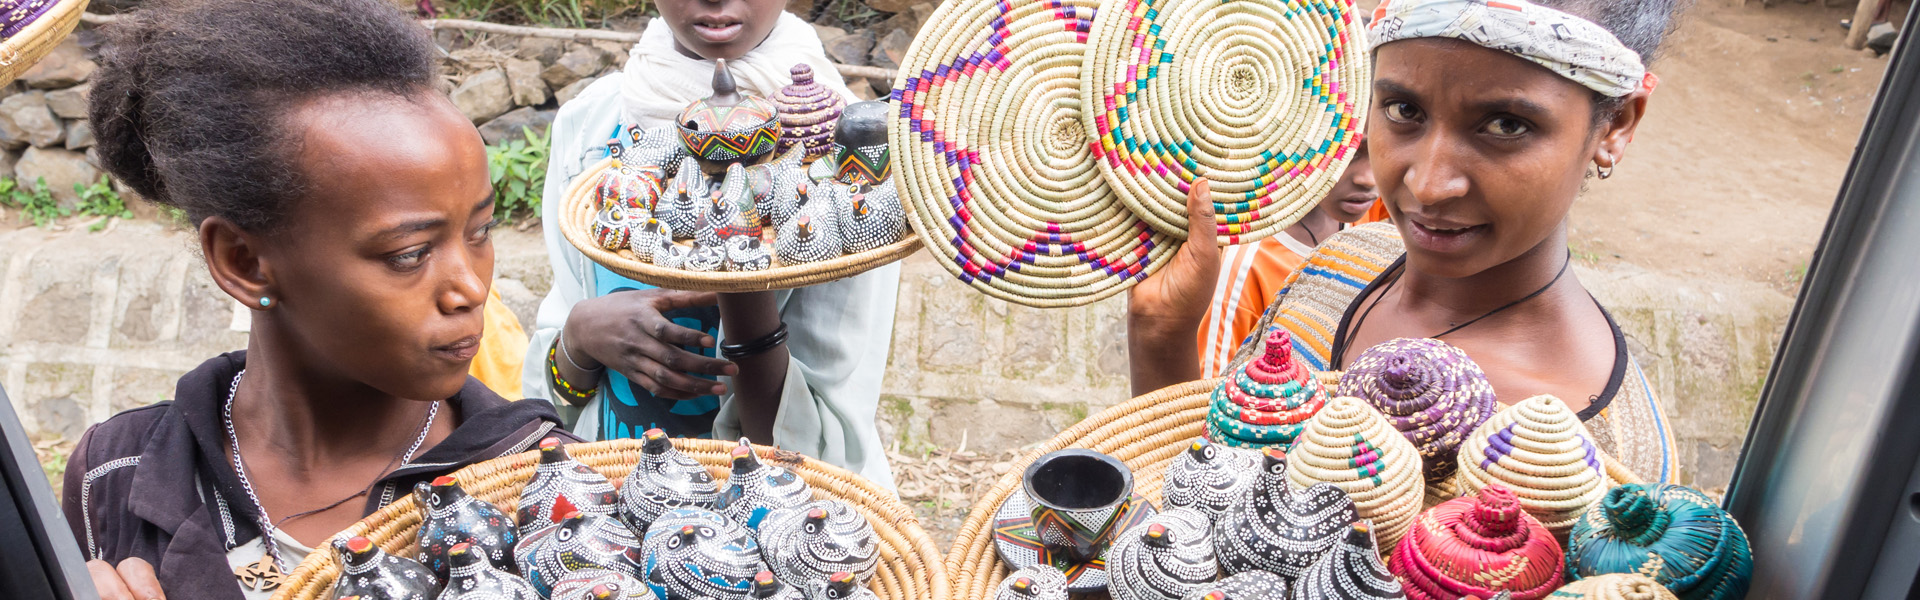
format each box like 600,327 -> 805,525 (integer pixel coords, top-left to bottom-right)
1570,0 -> 1896,292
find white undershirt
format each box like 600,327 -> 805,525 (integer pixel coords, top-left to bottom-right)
224,528 -> 316,600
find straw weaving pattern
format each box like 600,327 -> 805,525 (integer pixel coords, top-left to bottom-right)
1207,328 -> 1326,448
1286,395 -> 1424,549
1339,338 -> 1499,488
1546,573 -> 1678,600
1565,484 -> 1751,600
1387,485 -> 1564,600
1456,396 -> 1613,540
1080,0 -> 1369,244
891,0 -> 1176,307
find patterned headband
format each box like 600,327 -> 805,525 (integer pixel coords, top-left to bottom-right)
1369,0 -> 1651,98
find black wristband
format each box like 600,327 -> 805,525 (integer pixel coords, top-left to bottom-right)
720,322 -> 789,359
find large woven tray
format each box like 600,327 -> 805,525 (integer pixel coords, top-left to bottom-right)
560,158 -> 924,293
0,0 -> 88,87
943,378 -> 1643,600
274,438 -> 948,600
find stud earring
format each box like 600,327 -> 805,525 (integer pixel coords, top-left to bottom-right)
259,297 -> 272,307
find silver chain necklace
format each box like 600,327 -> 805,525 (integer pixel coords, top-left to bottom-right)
222,369 -> 438,591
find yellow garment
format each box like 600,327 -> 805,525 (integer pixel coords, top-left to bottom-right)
471,288 -> 528,399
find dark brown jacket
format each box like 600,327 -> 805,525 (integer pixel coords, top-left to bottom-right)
61,351 -> 579,600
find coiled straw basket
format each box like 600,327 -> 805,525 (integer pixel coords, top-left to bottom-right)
944,377 -> 1643,600
0,0 -> 88,87
559,157 -> 924,292
273,438 -> 947,600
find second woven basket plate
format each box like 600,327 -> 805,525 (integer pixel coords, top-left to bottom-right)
1080,0 -> 1370,245
891,0 -> 1177,307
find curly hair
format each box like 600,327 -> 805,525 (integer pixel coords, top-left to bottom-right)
89,0 -> 441,232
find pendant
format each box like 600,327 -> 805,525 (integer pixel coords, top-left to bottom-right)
235,555 -> 284,592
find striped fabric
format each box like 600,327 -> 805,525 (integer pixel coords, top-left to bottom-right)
1228,223 -> 1680,484
1197,234 -> 1316,377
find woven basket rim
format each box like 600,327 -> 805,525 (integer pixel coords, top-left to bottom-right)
559,157 -> 924,292
272,437 -> 948,600
0,0 -> 89,88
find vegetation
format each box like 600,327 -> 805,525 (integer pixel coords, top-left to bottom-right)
439,0 -> 652,27
488,126 -> 551,223
0,177 -> 66,227
75,175 -> 132,231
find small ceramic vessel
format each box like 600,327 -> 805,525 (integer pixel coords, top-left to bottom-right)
827,101 -> 891,186
436,543 -> 541,600
1287,395 -> 1425,549
716,438 -> 814,530
1107,507 -> 1219,600
1388,485 -> 1564,600
1214,447 -> 1359,579
641,507 -> 766,600
618,429 -> 721,534
684,244 -> 726,272
678,60 -> 782,166
775,190 -> 844,265
806,572 -> 878,600
331,535 -> 440,600
517,437 -> 620,539
1289,523 -> 1405,600
414,476 -> 518,579
518,508 -> 646,598
758,499 -> 878,587
592,206 -> 632,251
748,571 -> 805,600
1566,484 -> 1751,600
994,565 -> 1069,600
659,157 -> 712,240
548,569 -> 653,600
725,236 -> 774,272
1456,396 -> 1613,539
771,64 -> 845,161
712,163 -> 762,240
1338,338 -> 1498,490
629,218 -> 671,263
1207,329 -> 1325,449
617,124 -> 688,172
652,241 -> 692,269
1160,437 -> 1262,524
747,145 -> 809,231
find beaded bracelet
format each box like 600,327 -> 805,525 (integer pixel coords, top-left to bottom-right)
547,339 -> 598,403
720,322 -> 789,360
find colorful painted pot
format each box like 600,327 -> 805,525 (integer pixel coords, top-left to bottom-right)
331,535 -> 440,600
436,542 -> 540,600
517,437 -> 620,539
678,60 -> 782,165
641,507 -> 766,600
994,565 -> 1069,600
1106,508 -> 1219,600
1022,449 -> 1137,565
716,438 -> 814,531
828,101 -> 891,186
1291,523 -> 1405,600
517,510 -> 645,598
758,499 -> 878,588
1160,437 -> 1262,523
1214,447 -> 1359,579
618,429 -> 721,535
414,476 -> 518,579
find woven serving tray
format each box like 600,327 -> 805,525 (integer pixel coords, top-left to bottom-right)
0,0 -> 88,87
273,438 -> 948,600
942,379 -> 1642,600
560,158 -> 924,293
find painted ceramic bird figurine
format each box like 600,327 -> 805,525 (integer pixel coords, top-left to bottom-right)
1213,447 -> 1361,580
591,206 -> 632,251
641,508 -> 766,600
436,543 -> 540,600
807,155 -> 836,184
517,437 -> 620,539
1161,437 -> 1263,525
725,236 -> 773,272
684,243 -> 726,272
807,572 -> 878,600
1180,571 -> 1290,600
518,508 -> 646,598
629,218 -> 671,264
1108,508 -> 1220,600
618,429 -> 721,536
659,157 -> 711,240
548,569 -> 654,600
414,476 -> 518,579
747,571 -> 804,600
652,240 -> 692,269
994,566 -> 1069,600
620,124 -> 689,173
332,535 -> 440,600
748,145 -> 808,230
758,500 -> 879,588
711,163 -> 761,240
1290,523 -> 1405,600
715,439 -> 814,531
836,179 -> 904,254
594,166 -> 664,214
774,192 -> 843,265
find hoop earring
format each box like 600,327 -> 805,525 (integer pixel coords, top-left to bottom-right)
258,297 -> 272,308
1596,164 -> 1614,179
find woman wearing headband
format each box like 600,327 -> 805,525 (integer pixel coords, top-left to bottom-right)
1130,0 -> 1682,482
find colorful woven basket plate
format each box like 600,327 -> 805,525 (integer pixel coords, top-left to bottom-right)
891,0 -> 1177,307
990,488 -> 1157,593
0,0 -> 87,87
559,158 -> 923,293
1080,0 -> 1369,244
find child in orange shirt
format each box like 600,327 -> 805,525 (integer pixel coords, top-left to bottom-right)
1196,140 -> 1379,376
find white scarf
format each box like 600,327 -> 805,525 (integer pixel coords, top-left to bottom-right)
1370,0 -> 1651,98
620,11 -> 859,128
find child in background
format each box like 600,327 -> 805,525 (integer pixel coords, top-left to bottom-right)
1196,140 -> 1379,377
527,0 -> 899,488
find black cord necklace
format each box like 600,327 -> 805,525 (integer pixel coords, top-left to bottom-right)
1342,250 -> 1573,364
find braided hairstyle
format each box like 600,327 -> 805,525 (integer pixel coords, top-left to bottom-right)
89,0 -> 441,232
